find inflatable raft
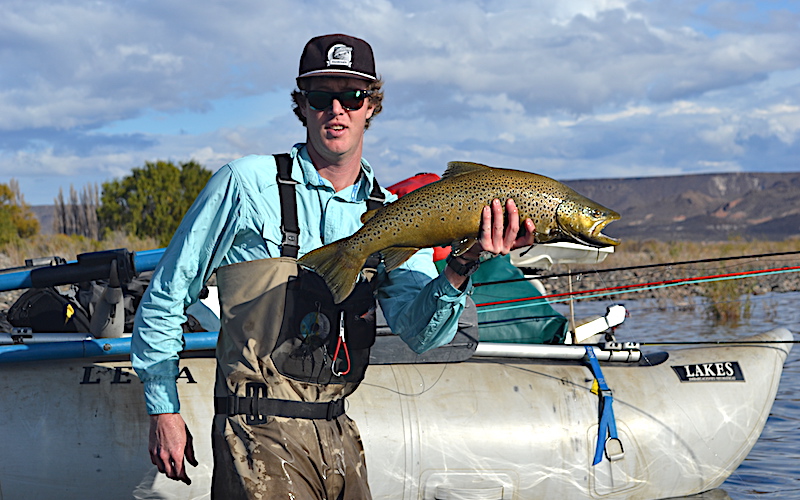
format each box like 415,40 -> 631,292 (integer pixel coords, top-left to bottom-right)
0,248 -> 793,499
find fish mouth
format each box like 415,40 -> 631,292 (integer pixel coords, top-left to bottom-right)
556,203 -> 621,247
577,216 -> 620,247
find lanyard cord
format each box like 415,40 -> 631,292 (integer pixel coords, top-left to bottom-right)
332,311 -> 351,376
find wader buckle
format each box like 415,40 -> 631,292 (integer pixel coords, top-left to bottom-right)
326,400 -> 337,420
215,389 -> 347,421
245,382 -> 268,425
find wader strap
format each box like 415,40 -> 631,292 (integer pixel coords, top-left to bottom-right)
215,384 -> 346,423
584,346 -> 624,465
275,153 -> 300,258
365,177 -> 385,268
367,177 -> 384,211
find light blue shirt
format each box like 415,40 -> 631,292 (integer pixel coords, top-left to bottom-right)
132,144 -> 471,414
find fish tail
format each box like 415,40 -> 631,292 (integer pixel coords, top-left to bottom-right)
298,241 -> 365,304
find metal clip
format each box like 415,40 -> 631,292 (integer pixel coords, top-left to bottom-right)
605,437 -> 625,461
331,311 -> 350,376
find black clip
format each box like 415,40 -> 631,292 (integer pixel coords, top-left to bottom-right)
326,400 -> 336,421
245,382 -> 268,425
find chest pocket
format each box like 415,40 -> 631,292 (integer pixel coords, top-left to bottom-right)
269,152 -> 383,385
271,269 -> 376,385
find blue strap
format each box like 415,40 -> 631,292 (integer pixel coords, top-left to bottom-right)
584,346 -> 623,465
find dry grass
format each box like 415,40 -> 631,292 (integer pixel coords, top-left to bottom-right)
554,238 -> 800,325
0,231 -> 160,268
593,238 -> 800,269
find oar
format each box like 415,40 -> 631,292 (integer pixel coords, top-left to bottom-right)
0,330 -> 217,364
0,247 -> 166,292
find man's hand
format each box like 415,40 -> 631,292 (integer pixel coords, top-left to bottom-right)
445,198 -> 535,288
149,413 -> 198,485
463,198 -> 535,260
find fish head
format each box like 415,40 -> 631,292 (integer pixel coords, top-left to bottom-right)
555,197 -> 620,247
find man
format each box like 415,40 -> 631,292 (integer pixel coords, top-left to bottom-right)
132,34 -> 535,499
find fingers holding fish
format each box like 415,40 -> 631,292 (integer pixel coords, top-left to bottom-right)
487,198 -> 516,256
494,199 -> 537,254
492,199 -> 505,245
468,198 -> 530,259
478,200 -> 504,256
518,218 -> 536,247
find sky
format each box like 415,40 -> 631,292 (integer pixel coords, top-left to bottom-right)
1,0 -> 799,205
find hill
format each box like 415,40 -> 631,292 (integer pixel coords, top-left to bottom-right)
30,205 -> 55,235
564,171 -> 800,242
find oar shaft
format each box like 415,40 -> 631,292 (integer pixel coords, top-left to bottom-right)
0,248 -> 166,292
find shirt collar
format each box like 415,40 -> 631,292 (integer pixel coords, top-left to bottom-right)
292,143 -> 376,201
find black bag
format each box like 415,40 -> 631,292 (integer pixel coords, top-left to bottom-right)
7,287 -> 91,333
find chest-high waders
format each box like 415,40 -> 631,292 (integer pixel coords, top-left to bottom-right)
211,154 -> 385,500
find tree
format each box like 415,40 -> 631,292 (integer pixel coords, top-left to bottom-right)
54,183 -> 100,239
0,180 -> 39,244
98,160 -> 212,246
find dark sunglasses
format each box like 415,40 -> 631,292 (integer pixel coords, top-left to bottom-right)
301,90 -> 373,111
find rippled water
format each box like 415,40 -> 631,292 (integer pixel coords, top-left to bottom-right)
553,291 -> 800,499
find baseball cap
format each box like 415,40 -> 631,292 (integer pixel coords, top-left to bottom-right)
297,34 -> 377,81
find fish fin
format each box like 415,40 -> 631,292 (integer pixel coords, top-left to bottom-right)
450,237 -> 477,257
382,247 -> 420,272
442,161 -> 491,180
298,241 -> 363,304
360,208 -> 381,224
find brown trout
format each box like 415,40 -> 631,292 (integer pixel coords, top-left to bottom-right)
299,161 -> 620,303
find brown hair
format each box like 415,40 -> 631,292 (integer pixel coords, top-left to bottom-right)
291,77 -> 384,129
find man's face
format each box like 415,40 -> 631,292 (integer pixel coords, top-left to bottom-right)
300,77 -> 375,164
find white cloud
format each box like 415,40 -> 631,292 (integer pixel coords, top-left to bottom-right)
1,0 -> 799,204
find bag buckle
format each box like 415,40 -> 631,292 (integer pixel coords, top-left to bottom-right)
244,382 -> 268,425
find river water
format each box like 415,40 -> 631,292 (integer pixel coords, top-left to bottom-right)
552,291 -> 800,499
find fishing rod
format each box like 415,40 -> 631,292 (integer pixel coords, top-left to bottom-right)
475,264 -> 800,309
639,340 -> 800,345
475,249 -> 800,288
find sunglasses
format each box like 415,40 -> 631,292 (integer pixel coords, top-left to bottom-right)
301,90 -> 374,111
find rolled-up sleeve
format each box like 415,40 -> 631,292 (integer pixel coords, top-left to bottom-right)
376,247 -> 471,354
131,166 -> 243,414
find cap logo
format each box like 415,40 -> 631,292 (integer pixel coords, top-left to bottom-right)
327,44 -> 353,68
